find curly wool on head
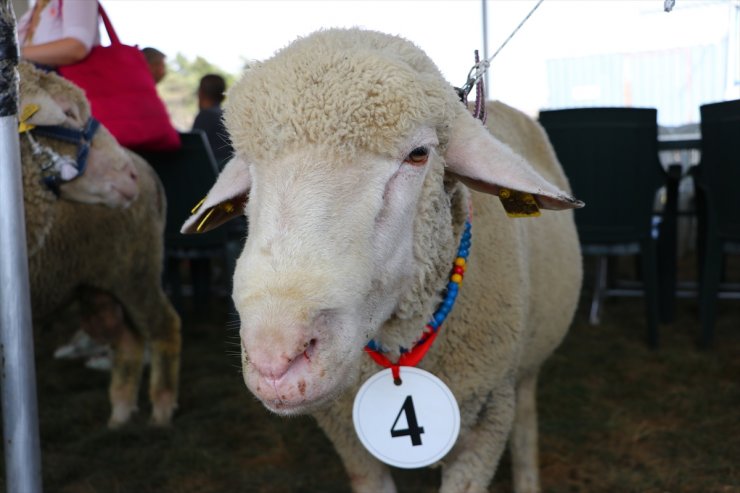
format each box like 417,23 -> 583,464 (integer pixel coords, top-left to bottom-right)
225,28 -> 461,163
19,62 -> 91,123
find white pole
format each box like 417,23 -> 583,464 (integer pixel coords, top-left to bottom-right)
481,0 -> 490,93
0,1 -> 44,492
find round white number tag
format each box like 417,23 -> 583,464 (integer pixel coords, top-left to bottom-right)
352,366 -> 460,469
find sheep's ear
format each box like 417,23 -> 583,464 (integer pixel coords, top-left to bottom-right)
20,92 -> 68,128
444,110 -> 583,216
181,156 -> 251,234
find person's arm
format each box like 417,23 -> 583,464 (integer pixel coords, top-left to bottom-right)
61,0 -> 99,51
21,37 -> 88,66
21,0 -> 98,67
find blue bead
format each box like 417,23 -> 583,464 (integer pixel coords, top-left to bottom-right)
366,340 -> 377,351
458,249 -> 469,257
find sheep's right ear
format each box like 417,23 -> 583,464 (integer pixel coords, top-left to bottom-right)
181,156 -> 251,234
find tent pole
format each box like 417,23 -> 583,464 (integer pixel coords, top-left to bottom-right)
0,1 -> 44,492
481,0 -> 489,92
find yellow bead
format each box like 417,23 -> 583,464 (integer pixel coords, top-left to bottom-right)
451,273 -> 463,283
454,258 -> 466,267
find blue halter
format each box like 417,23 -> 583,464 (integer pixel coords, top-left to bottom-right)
31,117 -> 101,195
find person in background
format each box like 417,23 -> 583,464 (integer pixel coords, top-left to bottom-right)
142,46 -> 167,84
18,0 -> 100,68
193,73 -> 234,168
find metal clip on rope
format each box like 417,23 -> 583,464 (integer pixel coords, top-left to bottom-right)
457,0 -> 544,102
457,59 -> 490,102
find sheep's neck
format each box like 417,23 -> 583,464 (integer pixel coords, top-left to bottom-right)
365,216 -> 471,383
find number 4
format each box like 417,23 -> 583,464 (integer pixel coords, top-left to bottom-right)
390,395 -> 425,446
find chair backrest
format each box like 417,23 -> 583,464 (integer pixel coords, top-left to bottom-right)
697,99 -> 740,241
538,107 -> 664,245
138,131 -> 228,251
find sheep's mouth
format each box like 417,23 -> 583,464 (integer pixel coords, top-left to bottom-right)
246,372 -> 339,416
261,391 -> 335,416
242,345 -> 347,416
105,183 -> 139,208
114,185 -> 138,203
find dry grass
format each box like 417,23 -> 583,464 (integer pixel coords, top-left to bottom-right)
2,255 -> 739,492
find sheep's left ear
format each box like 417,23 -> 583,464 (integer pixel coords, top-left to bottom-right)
181,156 -> 251,234
20,92 -> 68,128
444,110 -> 583,216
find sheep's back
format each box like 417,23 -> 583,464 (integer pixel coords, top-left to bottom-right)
485,100 -> 573,193
428,102 -> 582,400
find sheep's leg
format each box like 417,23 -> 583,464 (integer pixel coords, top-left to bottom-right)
76,289 -> 143,427
510,372 -> 540,493
440,385 -> 516,493
313,405 -> 396,493
147,299 -> 181,426
108,325 -> 145,428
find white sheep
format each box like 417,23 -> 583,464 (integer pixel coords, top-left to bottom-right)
19,62 -> 181,427
183,29 -> 582,492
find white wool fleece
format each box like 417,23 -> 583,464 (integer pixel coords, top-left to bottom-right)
225,28 -> 461,163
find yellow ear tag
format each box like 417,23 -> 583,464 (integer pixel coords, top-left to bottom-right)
499,188 -> 541,218
18,104 -> 40,134
193,199 -> 237,233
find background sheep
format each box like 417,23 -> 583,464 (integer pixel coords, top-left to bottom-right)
19,62 -> 181,427
18,63 -> 139,211
184,29 -> 582,492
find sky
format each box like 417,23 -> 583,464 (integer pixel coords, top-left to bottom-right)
96,0 -> 735,119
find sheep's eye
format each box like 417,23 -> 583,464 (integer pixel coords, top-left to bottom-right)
63,108 -> 78,120
405,146 -> 429,165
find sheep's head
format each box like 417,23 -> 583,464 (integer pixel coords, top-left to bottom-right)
182,29 -> 581,415
18,62 -> 139,208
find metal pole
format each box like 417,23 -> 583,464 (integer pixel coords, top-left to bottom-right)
0,1 -> 44,492
481,0 -> 489,93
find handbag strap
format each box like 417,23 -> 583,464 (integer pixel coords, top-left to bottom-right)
57,0 -> 121,46
96,3 -> 121,46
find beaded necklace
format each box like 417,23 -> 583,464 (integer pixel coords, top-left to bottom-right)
363,49 -> 483,385
364,218 -> 472,384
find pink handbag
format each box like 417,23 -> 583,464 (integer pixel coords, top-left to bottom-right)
59,3 -> 180,152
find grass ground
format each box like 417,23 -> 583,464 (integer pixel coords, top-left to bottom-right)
2,256 -> 739,493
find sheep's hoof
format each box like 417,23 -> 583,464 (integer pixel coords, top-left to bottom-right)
108,403 -> 138,429
150,393 -> 177,427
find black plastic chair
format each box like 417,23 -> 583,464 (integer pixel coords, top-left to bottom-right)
693,99 -> 740,347
539,107 -> 665,347
138,131 -> 237,313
